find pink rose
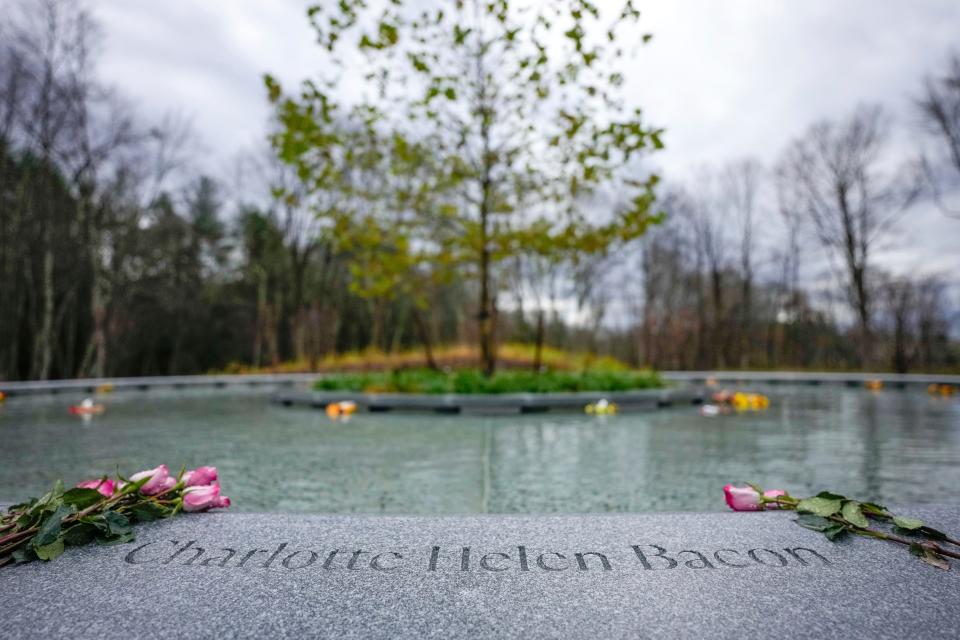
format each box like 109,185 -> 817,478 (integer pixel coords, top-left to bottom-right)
762,489 -> 787,509
723,484 -> 786,511
182,466 -> 218,487
182,483 -> 231,512
76,478 -> 114,497
724,484 -> 762,511
129,464 -> 176,496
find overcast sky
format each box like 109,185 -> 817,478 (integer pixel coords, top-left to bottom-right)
92,0 -> 960,293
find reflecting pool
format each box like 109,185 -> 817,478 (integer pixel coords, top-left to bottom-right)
1,384 -> 958,513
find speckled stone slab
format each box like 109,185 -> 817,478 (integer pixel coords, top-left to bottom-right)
2,507 -> 959,639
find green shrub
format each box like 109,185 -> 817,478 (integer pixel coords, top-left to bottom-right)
313,368 -> 662,394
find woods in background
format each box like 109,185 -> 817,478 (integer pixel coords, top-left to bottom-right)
0,0 -> 958,381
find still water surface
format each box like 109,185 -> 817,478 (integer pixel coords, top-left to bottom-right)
1,385 -> 958,512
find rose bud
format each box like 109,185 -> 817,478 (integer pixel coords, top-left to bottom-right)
723,484 -> 762,511
182,483 -> 231,512
182,466 -> 218,487
129,464 -> 176,495
76,478 -> 114,497
724,484 -> 786,511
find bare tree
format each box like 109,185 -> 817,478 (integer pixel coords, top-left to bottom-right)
685,173 -> 731,368
771,160 -> 807,366
634,198 -> 699,369
779,105 -> 919,367
3,0 -> 94,379
721,159 -> 761,367
916,53 -> 960,218
880,276 -> 916,373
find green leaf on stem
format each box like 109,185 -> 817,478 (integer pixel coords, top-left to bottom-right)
34,538 -> 65,561
97,531 -> 135,545
861,502 -> 887,514
824,524 -> 848,541
919,526 -> 948,541
129,502 -> 168,523
34,504 -> 75,547
797,497 -> 842,517
12,548 -> 36,564
841,501 -> 869,528
893,516 -> 923,530
815,491 -> 847,501
8,498 -> 37,513
78,514 -> 107,530
17,511 -> 39,529
36,480 -> 65,507
62,488 -> 105,510
62,523 -> 98,546
795,514 -> 832,532
102,511 -> 132,537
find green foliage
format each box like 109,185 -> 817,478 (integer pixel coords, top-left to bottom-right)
841,501 -> 869,528
893,516 -> 924,530
794,513 -> 832,532
0,469 -> 204,568
34,539 -> 65,561
314,367 -> 662,394
796,497 -> 843,517
747,485 -> 959,571
268,0 -> 665,373
62,488 -> 106,511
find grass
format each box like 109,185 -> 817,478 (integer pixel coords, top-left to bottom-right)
313,367 -> 663,394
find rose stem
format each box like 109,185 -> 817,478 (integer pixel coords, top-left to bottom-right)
825,515 -> 960,561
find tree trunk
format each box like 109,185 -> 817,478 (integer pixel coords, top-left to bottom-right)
31,238 -> 55,380
710,268 -> 724,369
852,264 -> 871,368
413,307 -> 439,371
252,271 -> 267,368
307,302 -> 322,372
532,309 -> 545,372
739,276 -> 752,368
89,260 -> 107,378
476,42 -> 496,377
478,194 -> 495,376
266,299 -> 280,367
289,251 -> 309,362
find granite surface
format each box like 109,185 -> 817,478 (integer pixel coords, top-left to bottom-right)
2,507 -> 959,639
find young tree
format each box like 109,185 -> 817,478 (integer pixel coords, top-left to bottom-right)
267,0 -> 663,375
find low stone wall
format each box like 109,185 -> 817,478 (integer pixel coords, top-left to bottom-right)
273,388 -> 703,414
663,370 -> 960,387
0,373 -> 315,397
1,506 -> 957,638
1,370 -> 956,398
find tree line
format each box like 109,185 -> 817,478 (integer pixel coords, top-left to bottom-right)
1,0 -> 958,381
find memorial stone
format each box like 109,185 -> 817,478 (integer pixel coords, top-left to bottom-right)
2,507 -> 958,638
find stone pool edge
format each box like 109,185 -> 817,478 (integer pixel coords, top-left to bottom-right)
1,370 -> 956,398
271,387 -> 704,414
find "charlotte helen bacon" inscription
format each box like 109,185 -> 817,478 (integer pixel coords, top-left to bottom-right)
124,540 -> 834,572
